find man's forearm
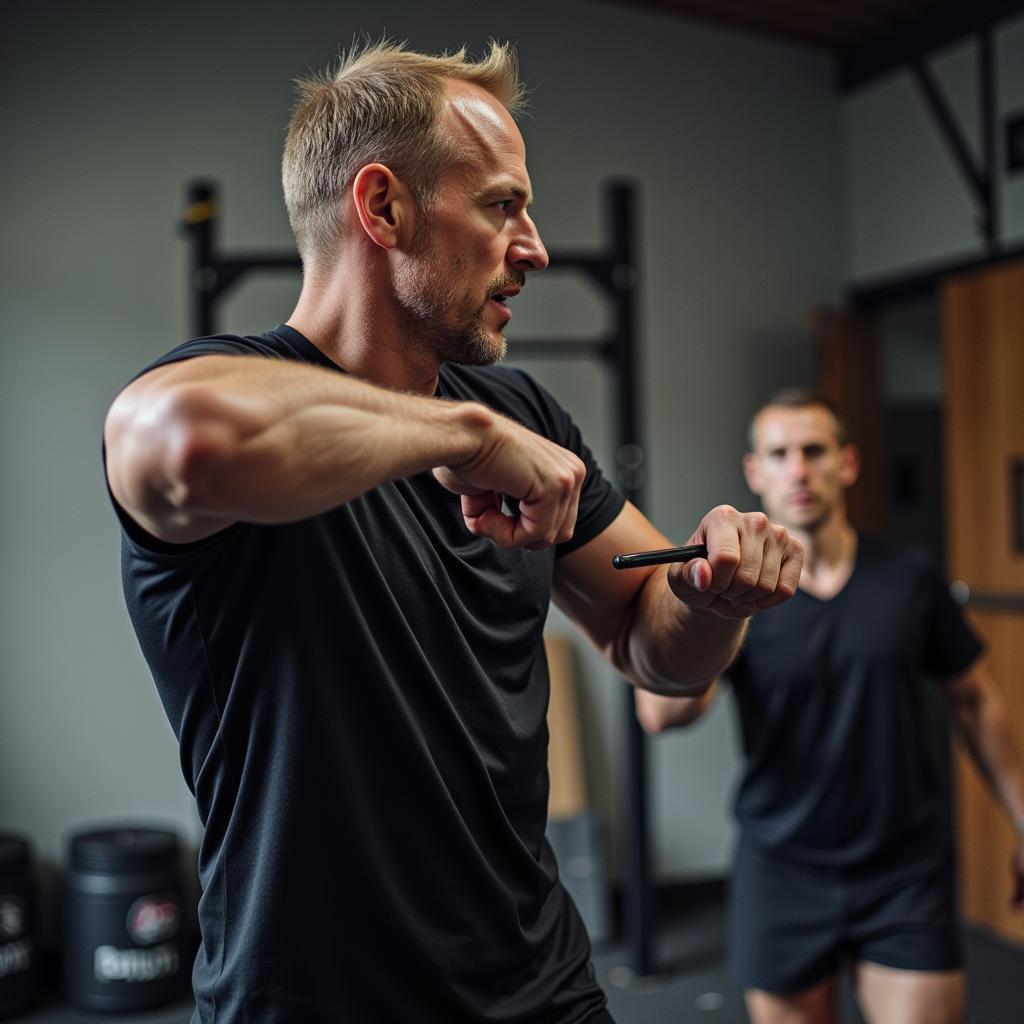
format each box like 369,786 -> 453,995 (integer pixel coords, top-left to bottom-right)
106,355 -> 491,530
619,566 -> 746,696
159,378 -> 489,523
951,671 -> 1024,830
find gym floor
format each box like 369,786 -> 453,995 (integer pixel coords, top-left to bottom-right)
593,884 -> 1024,1024
19,884 -> 1024,1023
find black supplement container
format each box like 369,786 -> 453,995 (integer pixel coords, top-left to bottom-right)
64,827 -> 187,1011
0,832 -> 38,1019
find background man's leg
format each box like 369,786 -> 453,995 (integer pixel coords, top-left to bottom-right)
854,962 -> 965,1024
746,975 -> 840,1024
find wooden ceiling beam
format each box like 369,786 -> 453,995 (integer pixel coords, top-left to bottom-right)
612,0 -> 855,48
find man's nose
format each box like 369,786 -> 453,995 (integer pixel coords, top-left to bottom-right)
508,218 -> 549,272
786,453 -> 809,478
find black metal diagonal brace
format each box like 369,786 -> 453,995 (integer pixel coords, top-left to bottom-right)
910,59 -> 987,204
908,27 -> 999,250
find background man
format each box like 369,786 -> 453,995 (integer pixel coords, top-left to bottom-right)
103,42 -> 802,1022
637,388 -> 1024,1024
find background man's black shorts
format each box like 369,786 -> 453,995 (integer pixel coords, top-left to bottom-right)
727,836 -> 963,994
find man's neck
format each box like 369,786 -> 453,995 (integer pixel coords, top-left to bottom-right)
791,514 -> 857,601
287,254 -> 442,395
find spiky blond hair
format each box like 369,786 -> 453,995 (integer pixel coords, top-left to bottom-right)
282,39 -> 525,263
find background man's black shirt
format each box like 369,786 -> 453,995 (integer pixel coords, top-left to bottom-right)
727,533 -> 983,871
111,325 -> 624,1023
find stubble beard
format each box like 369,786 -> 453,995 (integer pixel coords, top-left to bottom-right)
391,221 -> 512,368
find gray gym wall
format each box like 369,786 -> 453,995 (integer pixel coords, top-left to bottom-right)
2,0 -> 1014,889
845,15 -> 1024,283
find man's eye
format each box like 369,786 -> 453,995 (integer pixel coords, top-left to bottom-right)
495,199 -> 513,211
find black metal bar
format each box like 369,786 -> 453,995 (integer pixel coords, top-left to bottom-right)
979,27 -> 999,252
182,180 -> 218,336
220,255 -> 302,273
963,589 -> 1024,613
604,182 -> 654,978
847,241 -> 1024,310
910,59 -> 987,209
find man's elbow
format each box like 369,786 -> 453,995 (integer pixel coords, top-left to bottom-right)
635,688 -> 710,735
106,383 -> 240,519
943,669 -> 991,720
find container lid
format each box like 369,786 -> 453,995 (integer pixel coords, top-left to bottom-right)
0,833 -> 32,874
70,828 -> 179,874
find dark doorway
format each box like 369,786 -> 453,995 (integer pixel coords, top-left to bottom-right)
878,295 -> 947,570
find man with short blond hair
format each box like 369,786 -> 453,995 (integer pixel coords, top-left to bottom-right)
104,42 -> 804,1021
637,389 -> 1024,1024
282,41 -> 526,264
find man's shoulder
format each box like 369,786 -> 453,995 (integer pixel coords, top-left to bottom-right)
152,326 -> 301,368
128,325 -> 331,387
857,532 -> 939,579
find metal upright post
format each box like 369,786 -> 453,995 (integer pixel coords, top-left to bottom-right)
978,27 -> 998,253
182,181 -> 219,336
606,184 -> 653,977
181,179 -> 303,337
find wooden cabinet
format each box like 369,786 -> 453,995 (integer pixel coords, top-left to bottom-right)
942,259 -> 1024,944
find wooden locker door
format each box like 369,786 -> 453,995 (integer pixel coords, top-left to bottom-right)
942,259 -> 1024,945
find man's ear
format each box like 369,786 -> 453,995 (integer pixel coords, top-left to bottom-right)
350,163 -> 415,249
839,443 -> 861,488
742,452 -> 763,497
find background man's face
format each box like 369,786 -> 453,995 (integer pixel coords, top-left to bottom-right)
743,405 -> 859,532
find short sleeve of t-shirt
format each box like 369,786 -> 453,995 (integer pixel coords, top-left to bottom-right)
919,557 -> 984,679
430,360 -> 625,559
106,331 -> 325,558
498,369 -> 624,558
143,334 -> 293,370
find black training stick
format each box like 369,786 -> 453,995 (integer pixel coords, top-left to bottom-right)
611,543 -> 709,570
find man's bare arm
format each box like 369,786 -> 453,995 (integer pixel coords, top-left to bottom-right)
945,664 -> 1024,911
104,355 -> 584,546
554,502 -> 800,701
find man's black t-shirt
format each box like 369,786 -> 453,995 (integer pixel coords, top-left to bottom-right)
726,533 -> 983,871
111,325 -> 625,1023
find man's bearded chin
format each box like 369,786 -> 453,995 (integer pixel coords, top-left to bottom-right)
394,285 -> 505,367
429,299 -> 506,367
436,270 -> 526,366
391,234 -> 520,366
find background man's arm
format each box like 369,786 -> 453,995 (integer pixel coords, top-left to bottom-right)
104,355 -> 584,548
553,501 -> 800,702
945,663 -> 1024,911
